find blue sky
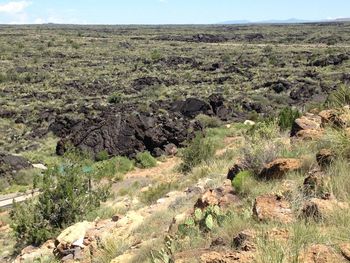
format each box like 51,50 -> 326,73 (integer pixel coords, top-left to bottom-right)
0,0 -> 349,24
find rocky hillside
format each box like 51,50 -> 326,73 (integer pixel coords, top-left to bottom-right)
2,90 -> 350,262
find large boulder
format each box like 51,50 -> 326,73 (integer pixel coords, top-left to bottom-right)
291,113 -> 322,137
56,111 -> 201,159
258,158 -> 302,180
171,98 -> 212,118
302,195 -> 348,221
253,194 -> 295,224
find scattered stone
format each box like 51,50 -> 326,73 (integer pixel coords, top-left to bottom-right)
243,120 -> 255,126
303,169 -> 326,196
253,194 -> 295,224
298,244 -> 345,263
14,240 -> 55,263
258,158 -> 302,180
316,149 -> 335,168
195,184 -> 239,210
164,143 -> 178,156
210,237 -> 226,248
232,230 -> 256,252
111,214 -> 123,222
319,109 -> 349,128
294,129 -> 324,140
32,163 -> 48,170
227,160 -> 244,180
291,114 -> 322,137
302,196 -> 348,221
200,250 -> 255,263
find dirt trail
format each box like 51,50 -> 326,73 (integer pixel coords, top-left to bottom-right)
125,156 -> 181,179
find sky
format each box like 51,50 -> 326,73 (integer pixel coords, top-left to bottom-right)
0,0 -> 349,25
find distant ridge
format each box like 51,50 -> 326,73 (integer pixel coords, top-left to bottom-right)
218,18 -> 350,25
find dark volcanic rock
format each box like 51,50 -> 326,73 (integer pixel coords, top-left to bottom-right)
310,53 -> 349,67
264,79 -> 292,93
49,115 -> 82,138
290,85 -> 318,101
171,98 -> 212,118
132,77 -> 177,91
132,77 -> 162,91
0,153 -> 32,178
56,111 -> 202,159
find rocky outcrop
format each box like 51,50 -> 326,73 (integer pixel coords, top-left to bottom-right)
291,113 -> 322,138
56,111 -> 202,159
258,158 -> 302,180
316,149 -> 335,168
253,194 -> 295,224
171,98 -> 212,118
0,153 -> 32,178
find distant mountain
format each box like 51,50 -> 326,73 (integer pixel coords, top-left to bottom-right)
335,18 -> 350,22
218,18 -> 350,25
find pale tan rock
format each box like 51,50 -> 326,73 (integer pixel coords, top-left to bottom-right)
298,244 -> 345,263
259,158 -> 302,180
253,194 -> 295,224
302,197 -> 349,220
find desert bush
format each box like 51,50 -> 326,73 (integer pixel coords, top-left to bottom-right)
96,150 -> 109,162
325,85 -> 350,108
232,170 -> 254,193
241,140 -> 282,175
180,133 -> 216,173
150,49 -> 162,61
136,151 -> 157,168
10,162 -> 110,246
140,182 -> 173,204
94,156 -> 134,180
108,92 -> 123,104
195,114 -> 222,128
278,107 -> 301,131
247,120 -> 280,141
318,128 -> 350,159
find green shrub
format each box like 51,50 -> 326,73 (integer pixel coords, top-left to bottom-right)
108,92 -> 123,104
247,120 -> 279,141
195,114 -> 222,128
232,170 -> 253,193
96,150 -> 109,162
150,49 -> 162,61
10,162 -> 110,246
326,86 -> 350,108
180,133 -> 216,173
115,156 -> 135,174
140,183 -> 173,204
136,151 -> 157,168
278,107 -> 301,131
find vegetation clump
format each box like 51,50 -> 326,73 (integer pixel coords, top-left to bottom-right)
136,151 -> 157,168
10,160 -> 110,246
180,133 -> 216,173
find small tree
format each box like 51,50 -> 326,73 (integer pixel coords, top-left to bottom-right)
11,161 -> 110,246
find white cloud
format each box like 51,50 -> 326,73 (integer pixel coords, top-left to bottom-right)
0,1 -> 31,14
